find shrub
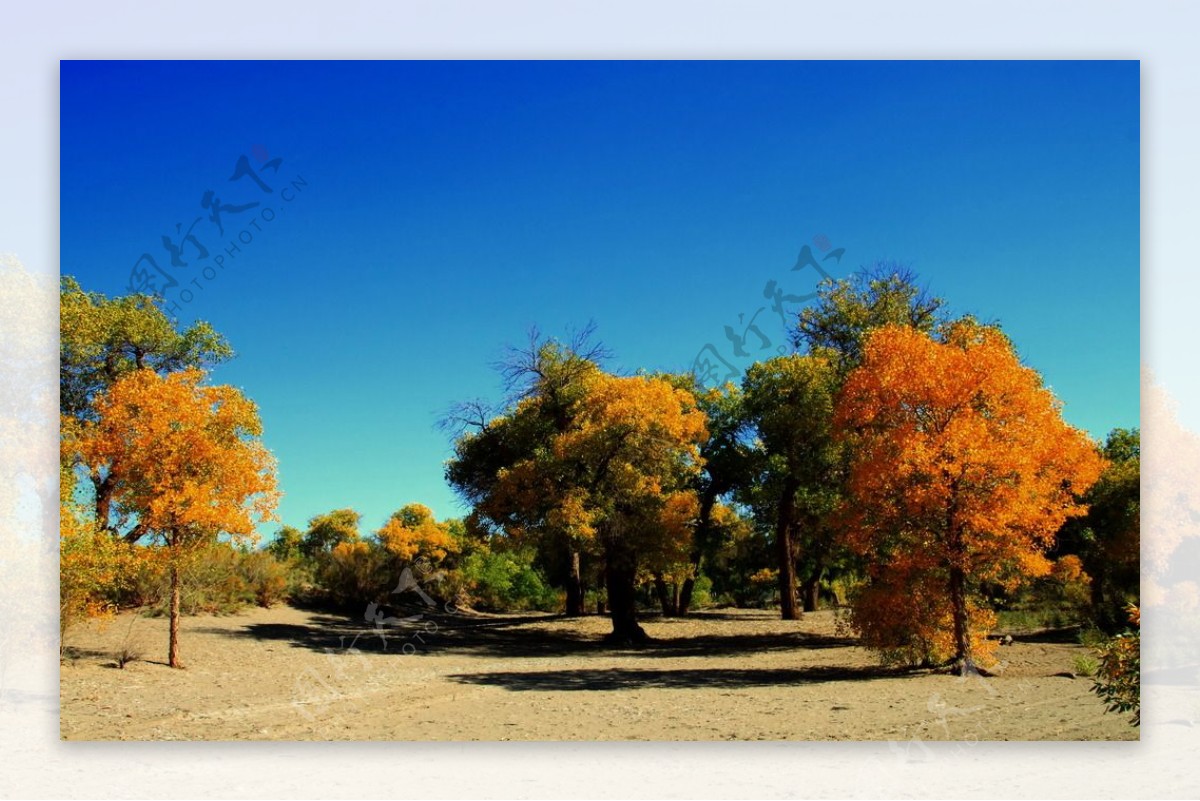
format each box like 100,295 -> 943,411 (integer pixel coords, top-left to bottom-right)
314,539 -> 390,608
688,574 -> 714,609
1072,654 -> 1099,677
455,547 -> 559,612
236,550 -> 290,607
121,542 -> 277,616
60,511 -> 129,645
1091,604 -> 1140,726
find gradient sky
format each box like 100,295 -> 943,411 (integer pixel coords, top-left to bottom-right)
60,60 -> 1140,538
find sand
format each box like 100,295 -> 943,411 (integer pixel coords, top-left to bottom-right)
59,605 -> 1137,741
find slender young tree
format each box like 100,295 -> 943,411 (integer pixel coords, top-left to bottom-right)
78,367 -> 278,668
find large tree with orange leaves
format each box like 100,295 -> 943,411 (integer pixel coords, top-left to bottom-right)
77,367 -> 279,667
449,355 -> 707,643
835,322 -> 1106,672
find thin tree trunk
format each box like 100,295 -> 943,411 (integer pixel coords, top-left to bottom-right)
678,576 -> 695,616
93,471 -> 114,532
801,573 -> 821,613
678,492 -> 716,617
168,560 -> 183,669
945,485 -> 972,674
949,565 -> 972,675
776,477 -> 800,620
653,573 -> 676,616
565,547 -> 584,616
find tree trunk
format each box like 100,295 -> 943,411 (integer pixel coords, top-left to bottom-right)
565,547 -> 584,616
653,573 -> 677,616
949,565 -> 972,675
776,477 -> 800,620
604,545 -> 647,644
168,561 -> 183,669
678,492 -> 716,617
678,576 -> 695,616
801,572 -> 821,613
93,471 -> 114,533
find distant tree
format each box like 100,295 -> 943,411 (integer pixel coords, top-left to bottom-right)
835,322 -> 1106,673
376,503 -> 459,565
266,525 -> 304,563
77,367 -> 278,668
300,508 -> 362,559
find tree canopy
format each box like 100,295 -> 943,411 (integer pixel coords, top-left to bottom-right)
835,322 -> 1107,670
75,366 -> 279,666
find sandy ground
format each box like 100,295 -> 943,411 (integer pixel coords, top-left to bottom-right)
59,605 -> 1137,741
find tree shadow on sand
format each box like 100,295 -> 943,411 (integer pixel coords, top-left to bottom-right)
195,608 -> 858,660
447,664 -> 907,691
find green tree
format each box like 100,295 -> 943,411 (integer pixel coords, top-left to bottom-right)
301,508 -> 362,559
60,276 -> 233,541
793,262 -> 945,374
673,381 -> 756,616
446,330 -> 606,615
448,343 -> 707,643
742,354 -> 842,619
734,263 -> 952,621
1058,428 -> 1140,632
266,525 -> 304,562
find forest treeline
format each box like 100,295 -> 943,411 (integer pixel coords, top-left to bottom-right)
59,265 -> 1139,709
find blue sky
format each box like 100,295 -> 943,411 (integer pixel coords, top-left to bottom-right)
60,60 -> 1140,537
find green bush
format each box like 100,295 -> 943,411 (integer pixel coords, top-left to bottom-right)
455,547 -> 559,612
688,574 -> 714,609
1091,606 -> 1140,726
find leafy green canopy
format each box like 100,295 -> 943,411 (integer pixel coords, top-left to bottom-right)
60,275 -> 233,420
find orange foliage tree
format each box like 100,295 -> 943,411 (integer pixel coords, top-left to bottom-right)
77,367 -> 279,667
834,322 -> 1106,672
450,366 -> 708,643
376,503 -> 460,565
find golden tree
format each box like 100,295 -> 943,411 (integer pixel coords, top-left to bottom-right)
377,503 -> 459,565
78,367 -> 278,667
451,368 -> 707,643
835,322 -> 1106,672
